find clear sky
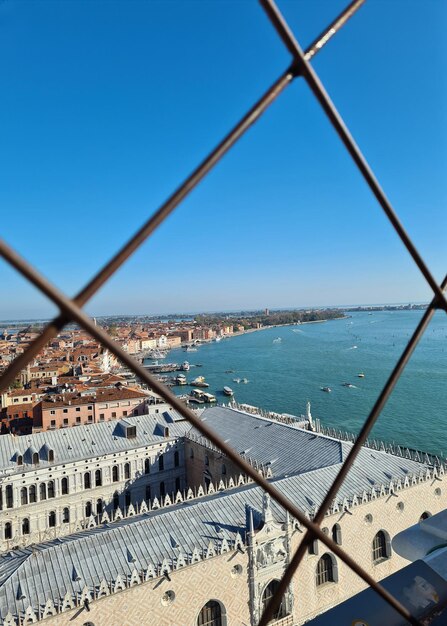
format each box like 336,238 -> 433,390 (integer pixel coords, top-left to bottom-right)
1,0 -> 446,319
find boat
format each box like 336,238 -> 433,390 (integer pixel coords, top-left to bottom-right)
191,376 -> 209,388
176,374 -> 187,386
320,387 -> 332,393
215,336 -> 222,342
225,370 -> 234,374
233,378 -> 241,384
185,346 -> 198,352
201,392 -> 217,403
273,337 -> 282,344
358,373 -> 365,378
223,386 -> 234,396
150,349 -> 167,359
342,382 -> 355,388
189,389 -> 205,404
241,378 -> 249,384
180,361 -> 190,371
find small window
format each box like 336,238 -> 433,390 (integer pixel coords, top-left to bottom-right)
99,413 -> 105,421
61,477 -> 69,495
316,554 -> 337,586
372,530 -> 391,563
76,416 -> 81,424
47,481 -> 55,498
50,410 -> 56,415
144,458 -> 150,474
4,522 -> 12,540
62,507 -> 70,523
40,483 -> 47,501
48,449 -> 54,462
29,485 -> 37,503
85,501 -> 92,517
63,409 -> 68,414
95,469 -> 102,487
48,511 -> 56,528
63,418 -> 69,426
32,452 -> 39,465
88,415 -> 93,422
332,523 -> 342,546
50,419 -> 56,427
84,472 -> 91,489
17,455 -> 23,466
22,518 -> 30,535
124,463 -> 130,480
76,407 -> 81,412
20,487 -> 28,506
6,485 -> 13,508
112,466 -> 119,482
123,411 -> 128,417
420,511 -> 432,521
308,539 -> 319,555
112,412 -> 117,418
88,405 -> 93,410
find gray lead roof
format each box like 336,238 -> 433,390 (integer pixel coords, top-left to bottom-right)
0,406 -> 431,619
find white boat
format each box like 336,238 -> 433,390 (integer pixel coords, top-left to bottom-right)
176,374 -> 187,386
273,337 -> 282,344
321,386 -> 332,393
181,361 -> 190,371
223,386 -> 233,396
241,378 -> 249,384
233,378 -> 241,384
202,392 -> 217,403
191,376 -> 209,388
185,346 -> 198,352
358,372 -> 365,378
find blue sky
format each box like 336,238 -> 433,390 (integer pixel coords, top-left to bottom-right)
1,0 -> 446,319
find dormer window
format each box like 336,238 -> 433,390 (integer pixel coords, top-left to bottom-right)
48,449 -> 54,462
32,452 -> 39,466
17,455 -> 23,466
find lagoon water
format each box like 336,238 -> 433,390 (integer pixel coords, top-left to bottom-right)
165,310 -> 447,455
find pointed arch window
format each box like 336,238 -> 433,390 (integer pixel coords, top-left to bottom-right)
62,507 -> 70,523
197,600 -> 225,626
6,485 -> 13,508
112,465 -> 119,482
61,477 -> 69,495
261,580 -> 287,620
4,522 -> 12,540
40,483 -> 46,501
144,458 -> 150,474
95,469 -> 102,487
85,501 -> 92,518
47,480 -> 55,498
84,472 -> 91,489
22,518 -> 30,535
332,523 -> 342,545
372,530 -> 391,563
20,487 -> 28,506
48,511 -> 56,528
29,485 -> 37,503
124,462 -> 130,480
316,553 -> 338,586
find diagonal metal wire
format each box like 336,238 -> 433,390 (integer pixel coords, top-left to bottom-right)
0,0 -> 442,624
259,275 -> 447,626
0,238 -> 421,626
0,0 -> 364,396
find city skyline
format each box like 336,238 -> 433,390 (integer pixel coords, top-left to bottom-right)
1,0 -> 446,319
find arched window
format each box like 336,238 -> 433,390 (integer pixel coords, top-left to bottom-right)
22,518 -> 30,535
308,539 -> 318,555
158,455 -> 164,471
40,483 -> 47,501
124,463 -> 130,480
113,492 -> 120,510
47,481 -> 55,498
174,451 -> 179,467
95,469 -> 102,487
32,452 -> 39,465
261,580 -> 287,620
17,455 -> 23,466
62,507 -> 70,523
85,501 -> 92,518
160,481 -> 165,497
96,499 -> 103,515
6,485 -> 13,508
4,522 -> 12,540
61,477 -> 69,495
332,523 -> 342,545
372,530 -> 391,563
420,511 -> 432,521
316,554 -> 337,586
221,464 -> 227,475
84,472 -> 91,489
112,466 -> 119,482
48,449 -> 54,462
48,511 -> 56,528
20,487 -> 28,506
197,600 -> 225,626
204,455 -> 209,467
144,458 -> 150,474
29,485 -> 37,503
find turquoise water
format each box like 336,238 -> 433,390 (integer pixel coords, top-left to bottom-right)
162,311 -> 447,455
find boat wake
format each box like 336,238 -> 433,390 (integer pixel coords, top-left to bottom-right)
347,345 -> 358,350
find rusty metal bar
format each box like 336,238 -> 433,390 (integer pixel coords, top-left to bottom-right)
259,0 -> 447,313
0,237 -> 421,626
0,0 -> 363,394
258,277 -> 447,625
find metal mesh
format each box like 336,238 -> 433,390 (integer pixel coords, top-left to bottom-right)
0,1 -> 444,624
